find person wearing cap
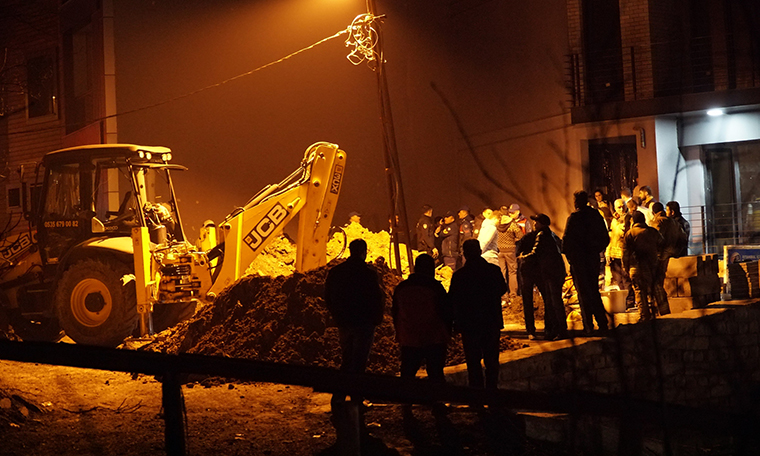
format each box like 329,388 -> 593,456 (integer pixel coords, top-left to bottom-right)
509,203 -> 532,235
563,190 -> 610,335
346,211 -> 362,226
449,239 -> 508,389
416,205 -> 438,258
436,211 -> 460,270
497,204 -> 526,303
457,206 -> 474,267
518,214 -> 568,340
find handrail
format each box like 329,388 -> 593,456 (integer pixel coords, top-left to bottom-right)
0,339 -> 747,455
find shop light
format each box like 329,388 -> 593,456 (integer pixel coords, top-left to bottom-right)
707,108 -> 725,117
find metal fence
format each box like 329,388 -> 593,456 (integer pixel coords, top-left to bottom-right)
566,35 -> 760,107
682,202 -> 760,256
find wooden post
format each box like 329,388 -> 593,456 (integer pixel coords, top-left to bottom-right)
162,370 -> 186,456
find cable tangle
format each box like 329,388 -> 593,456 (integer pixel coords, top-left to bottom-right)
345,13 -> 380,69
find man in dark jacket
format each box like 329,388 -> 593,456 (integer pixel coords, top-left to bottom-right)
449,239 -> 508,389
516,229 -> 539,339
324,239 -> 384,402
519,214 -> 568,340
563,191 -> 611,334
437,211 -> 460,270
416,205 -> 437,257
623,211 -> 663,322
651,202 -> 679,315
392,254 -> 451,382
666,201 -> 690,257
497,205 -> 525,302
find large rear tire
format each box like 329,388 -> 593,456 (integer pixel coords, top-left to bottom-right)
55,258 -> 137,347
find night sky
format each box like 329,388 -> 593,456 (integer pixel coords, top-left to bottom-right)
112,0 -> 573,239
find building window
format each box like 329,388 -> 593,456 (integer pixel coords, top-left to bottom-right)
63,23 -> 94,134
26,53 -> 58,119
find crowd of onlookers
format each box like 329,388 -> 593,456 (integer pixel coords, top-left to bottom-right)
324,188 -> 691,446
411,185 -> 691,335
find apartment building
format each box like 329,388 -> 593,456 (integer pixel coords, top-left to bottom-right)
567,0 -> 760,253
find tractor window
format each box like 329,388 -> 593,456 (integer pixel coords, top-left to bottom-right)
93,163 -> 137,234
44,164 -> 80,218
137,166 -> 181,241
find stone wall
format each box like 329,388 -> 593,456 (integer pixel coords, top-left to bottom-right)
448,302 -> 760,413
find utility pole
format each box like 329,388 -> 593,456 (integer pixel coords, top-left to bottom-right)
365,0 -> 415,273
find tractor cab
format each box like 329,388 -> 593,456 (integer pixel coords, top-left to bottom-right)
36,144 -> 187,265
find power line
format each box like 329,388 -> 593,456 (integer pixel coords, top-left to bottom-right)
0,27 -> 350,139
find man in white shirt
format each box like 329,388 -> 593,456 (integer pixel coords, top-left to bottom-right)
477,209 -> 500,266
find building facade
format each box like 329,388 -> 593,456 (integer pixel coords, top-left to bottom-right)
567,0 -> 760,254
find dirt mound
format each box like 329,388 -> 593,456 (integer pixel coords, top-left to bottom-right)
144,255 -> 520,375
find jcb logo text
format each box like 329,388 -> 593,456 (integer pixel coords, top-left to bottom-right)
244,203 -> 289,251
330,165 -> 344,195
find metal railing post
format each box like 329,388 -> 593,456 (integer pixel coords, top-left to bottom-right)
701,206 -> 707,254
163,370 -> 186,456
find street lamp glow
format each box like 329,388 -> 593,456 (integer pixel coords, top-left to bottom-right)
707,108 -> 725,116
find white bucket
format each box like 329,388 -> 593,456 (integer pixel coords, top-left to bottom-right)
601,289 -> 628,313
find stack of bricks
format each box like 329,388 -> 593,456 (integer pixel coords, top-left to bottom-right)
664,254 -> 722,312
727,261 -> 760,299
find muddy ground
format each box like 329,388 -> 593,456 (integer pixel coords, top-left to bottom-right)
0,229 -> 559,455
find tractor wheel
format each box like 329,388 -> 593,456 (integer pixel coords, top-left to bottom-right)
152,301 -> 197,333
55,258 -> 137,347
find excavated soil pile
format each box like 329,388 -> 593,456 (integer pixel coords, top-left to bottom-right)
145,258 -> 520,376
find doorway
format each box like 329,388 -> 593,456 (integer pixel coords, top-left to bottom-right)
704,141 -> 760,251
587,137 -> 639,203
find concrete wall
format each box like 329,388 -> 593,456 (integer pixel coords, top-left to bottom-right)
449,303 -> 760,413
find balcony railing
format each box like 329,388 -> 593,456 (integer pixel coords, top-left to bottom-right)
682,202 -> 760,256
567,35 -> 760,108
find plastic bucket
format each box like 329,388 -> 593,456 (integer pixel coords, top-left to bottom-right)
601,290 -> 628,313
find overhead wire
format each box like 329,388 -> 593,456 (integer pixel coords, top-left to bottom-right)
1,25 -> 354,139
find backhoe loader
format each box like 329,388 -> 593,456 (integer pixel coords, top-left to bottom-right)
0,142 -> 346,346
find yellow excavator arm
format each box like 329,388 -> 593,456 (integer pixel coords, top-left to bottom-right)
205,142 -> 346,297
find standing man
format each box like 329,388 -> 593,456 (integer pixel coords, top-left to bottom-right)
457,206 -> 474,268
516,228 -> 539,339
449,239 -> 508,389
497,205 -> 525,304
477,209 -> 500,266
346,211 -> 362,226
563,191 -> 611,335
639,186 -> 656,210
623,211 -> 663,322
620,187 -> 633,206
324,239 -> 385,439
518,214 -> 568,340
607,199 -> 634,309
392,254 -> 451,383
666,201 -> 690,257
594,190 -> 614,228
651,202 -> 679,316
416,205 -> 438,258
437,211 -> 460,270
